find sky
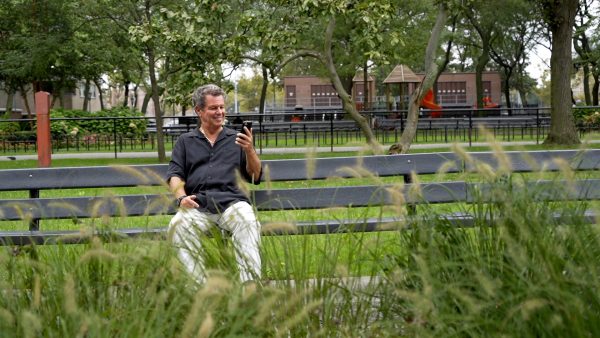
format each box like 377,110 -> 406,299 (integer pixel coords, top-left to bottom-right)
526,45 -> 551,85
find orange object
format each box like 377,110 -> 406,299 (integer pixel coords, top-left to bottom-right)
483,96 -> 499,108
35,91 -> 52,167
420,89 -> 442,117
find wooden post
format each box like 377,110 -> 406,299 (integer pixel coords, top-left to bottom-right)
35,91 -> 52,167
386,84 -> 392,112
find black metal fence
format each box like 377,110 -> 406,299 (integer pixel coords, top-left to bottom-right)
0,107 -> 598,156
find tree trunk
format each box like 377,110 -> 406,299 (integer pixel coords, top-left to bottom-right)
51,90 -> 59,108
82,79 -> 91,112
582,64 -> 591,105
544,0 -> 580,145
20,85 -> 32,116
147,47 -> 167,162
259,65 -> 268,121
141,92 -> 151,114
503,70 -> 512,111
5,90 -> 14,115
133,84 -> 139,108
475,50 -> 489,110
323,18 -> 381,153
123,80 -> 130,107
94,79 -> 105,111
519,90 -> 528,107
592,73 -> 599,106
390,3 -> 447,154
363,62 -> 369,110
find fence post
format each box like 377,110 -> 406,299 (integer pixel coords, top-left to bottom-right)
258,117 -> 263,155
330,112 -> 334,152
32,91 -> 52,231
35,91 -> 52,168
468,108 -> 473,147
400,110 -> 404,132
113,118 -> 118,158
536,108 -> 540,145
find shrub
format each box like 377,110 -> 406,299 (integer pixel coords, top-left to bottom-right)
582,111 -> 600,128
49,108 -> 147,138
0,112 -> 21,138
573,107 -> 600,129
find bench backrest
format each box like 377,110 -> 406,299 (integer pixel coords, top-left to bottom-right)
0,149 -> 598,222
1,149 -> 598,191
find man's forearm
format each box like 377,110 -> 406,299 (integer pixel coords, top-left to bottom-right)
169,176 -> 186,197
245,150 -> 262,182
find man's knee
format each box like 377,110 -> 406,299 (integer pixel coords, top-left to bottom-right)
228,202 -> 259,222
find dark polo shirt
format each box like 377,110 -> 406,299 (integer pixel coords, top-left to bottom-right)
166,127 -> 261,214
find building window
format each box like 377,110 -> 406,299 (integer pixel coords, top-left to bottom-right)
311,85 -> 340,107
79,83 -> 96,99
436,82 -> 466,105
285,85 -> 296,107
354,83 -> 366,102
483,81 -> 491,97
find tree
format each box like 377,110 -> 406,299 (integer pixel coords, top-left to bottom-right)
389,2 -> 449,154
97,0 -> 187,162
488,1 -> 542,110
230,2 -> 304,121
0,0 -> 79,113
538,0 -> 580,145
269,0 -> 405,153
153,0 -> 250,112
235,72 -> 266,112
0,0 -> 23,115
573,0 -> 600,105
460,0 -> 500,108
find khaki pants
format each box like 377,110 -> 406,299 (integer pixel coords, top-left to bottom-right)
169,201 -> 261,283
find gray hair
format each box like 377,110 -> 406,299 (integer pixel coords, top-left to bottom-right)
192,84 -> 227,109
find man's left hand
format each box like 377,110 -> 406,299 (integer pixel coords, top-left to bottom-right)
235,127 -> 254,151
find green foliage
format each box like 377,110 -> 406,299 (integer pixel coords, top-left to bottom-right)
234,73 -> 272,112
573,107 -> 600,128
579,111 -> 600,128
378,152 -> 600,336
0,112 -> 20,136
49,108 -> 147,137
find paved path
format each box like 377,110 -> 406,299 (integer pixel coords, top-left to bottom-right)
1,140 -> 597,161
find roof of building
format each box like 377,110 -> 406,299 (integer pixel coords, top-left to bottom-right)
383,65 -> 420,83
352,73 -> 375,82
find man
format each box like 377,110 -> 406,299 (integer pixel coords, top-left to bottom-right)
166,84 -> 262,284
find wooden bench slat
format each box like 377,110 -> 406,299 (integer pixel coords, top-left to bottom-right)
0,194 -> 175,220
0,164 -> 168,191
467,149 -> 600,172
1,150 -> 597,191
1,209 -> 597,246
1,179 -> 597,220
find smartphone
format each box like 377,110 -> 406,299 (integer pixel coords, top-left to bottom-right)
241,121 -> 252,132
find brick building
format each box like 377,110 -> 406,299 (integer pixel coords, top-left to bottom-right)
283,68 -> 502,110
0,82 -> 105,118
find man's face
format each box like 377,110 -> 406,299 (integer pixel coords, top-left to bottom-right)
197,94 -> 225,129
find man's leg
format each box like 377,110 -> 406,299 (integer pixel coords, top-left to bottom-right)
220,201 -> 262,283
168,208 -> 216,284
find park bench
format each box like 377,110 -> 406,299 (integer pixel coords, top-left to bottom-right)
0,149 -> 598,246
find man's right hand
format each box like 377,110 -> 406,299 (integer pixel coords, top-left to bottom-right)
178,195 -> 199,208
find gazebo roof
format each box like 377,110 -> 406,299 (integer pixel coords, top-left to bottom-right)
352,73 -> 375,82
383,64 -> 420,83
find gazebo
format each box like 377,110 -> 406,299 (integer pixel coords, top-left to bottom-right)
352,72 -> 376,110
382,64 -> 421,111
